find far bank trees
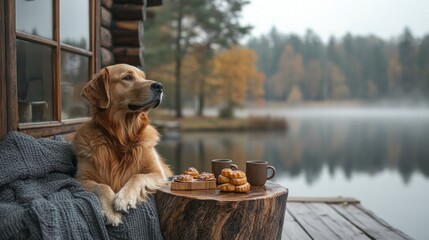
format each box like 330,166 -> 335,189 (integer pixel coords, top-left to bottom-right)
248,27 -> 429,102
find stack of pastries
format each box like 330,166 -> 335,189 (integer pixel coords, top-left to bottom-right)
175,167 -> 216,182
218,168 -> 250,193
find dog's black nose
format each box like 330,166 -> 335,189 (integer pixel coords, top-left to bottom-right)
151,82 -> 163,93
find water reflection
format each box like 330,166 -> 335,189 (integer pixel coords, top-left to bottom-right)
157,111 -> 429,239
158,115 -> 429,184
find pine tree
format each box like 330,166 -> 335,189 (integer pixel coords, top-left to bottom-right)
398,28 -> 417,95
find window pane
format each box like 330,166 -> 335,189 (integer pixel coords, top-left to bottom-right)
16,0 -> 53,39
61,51 -> 89,119
17,40 -> 54,123
60,0 -> 90,50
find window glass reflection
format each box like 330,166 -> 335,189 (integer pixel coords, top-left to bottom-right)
60,0 -> 90,49
61,51 -> 89,119
17,40 -> 54,123
16,0 -> 53,39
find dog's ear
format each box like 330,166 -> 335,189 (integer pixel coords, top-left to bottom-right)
82,68 -> 110,109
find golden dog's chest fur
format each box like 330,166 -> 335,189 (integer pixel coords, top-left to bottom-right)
74,113 -> 164,192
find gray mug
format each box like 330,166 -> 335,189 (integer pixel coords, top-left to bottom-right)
246,160 -> 276,186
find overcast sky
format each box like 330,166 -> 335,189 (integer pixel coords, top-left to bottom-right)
241,0 -> 429,42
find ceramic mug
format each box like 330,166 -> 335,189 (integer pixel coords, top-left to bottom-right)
246,160 -> 276,186
212,159 -> 238,182
18,102 -> 32,122
31,101 -> 48,121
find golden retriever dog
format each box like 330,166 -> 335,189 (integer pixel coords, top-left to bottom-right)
73,64 -> 172,226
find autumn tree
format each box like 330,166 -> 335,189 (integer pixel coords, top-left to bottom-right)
287,85 -> 303,103
210,46 -> 264,118
326,62 -> 350,99
267,45 -> 304,101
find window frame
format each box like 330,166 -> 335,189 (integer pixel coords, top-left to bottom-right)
1,0 -> 7,140
4,0 -> 100,138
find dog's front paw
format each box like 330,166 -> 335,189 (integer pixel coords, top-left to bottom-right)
96,185 -> 123,226
113,187 -> 142,213
103,209 -> 123,226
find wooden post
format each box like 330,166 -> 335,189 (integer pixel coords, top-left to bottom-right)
155,181 -> 288,240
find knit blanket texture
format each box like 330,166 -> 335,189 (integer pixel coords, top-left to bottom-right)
0,131 -> 162,240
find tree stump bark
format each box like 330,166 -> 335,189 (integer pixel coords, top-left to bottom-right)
155,181 -> 288,240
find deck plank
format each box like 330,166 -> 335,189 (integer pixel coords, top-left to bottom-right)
288,197 -> 360,204
282,210 -> 312,240
306,203 -> 370,240
355,204 -> 413,240
287,202 -> 342,240
331,203 -> 411,240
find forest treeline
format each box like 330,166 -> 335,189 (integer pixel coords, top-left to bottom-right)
248,27 -> 429,102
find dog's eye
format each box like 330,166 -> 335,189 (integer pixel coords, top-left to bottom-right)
122,75 -> 133,81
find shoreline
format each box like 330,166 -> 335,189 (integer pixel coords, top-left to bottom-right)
152,115 -> 288,132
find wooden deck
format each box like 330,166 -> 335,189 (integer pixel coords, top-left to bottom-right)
283,197 -> 413,240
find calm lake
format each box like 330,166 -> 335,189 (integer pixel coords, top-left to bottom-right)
157,108 -> 429,240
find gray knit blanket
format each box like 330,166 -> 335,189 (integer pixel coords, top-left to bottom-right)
0,132 -> 163,240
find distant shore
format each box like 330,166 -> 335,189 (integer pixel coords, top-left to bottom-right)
150,102 -> 429,132
152,115 -> 288,132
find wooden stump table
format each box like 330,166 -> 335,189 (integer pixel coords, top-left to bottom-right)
155,181 -> 288,240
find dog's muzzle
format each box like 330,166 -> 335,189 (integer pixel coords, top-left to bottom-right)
127,82 -> 163,111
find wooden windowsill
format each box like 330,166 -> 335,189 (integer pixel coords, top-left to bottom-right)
18,117 -> 90,138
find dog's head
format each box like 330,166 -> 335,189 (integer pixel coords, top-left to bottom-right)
82,64 -> 162,113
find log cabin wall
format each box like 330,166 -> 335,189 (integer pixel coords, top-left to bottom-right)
101,0 -> 159,68
101,0 -> 115,67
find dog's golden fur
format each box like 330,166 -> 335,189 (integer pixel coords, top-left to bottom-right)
73,64 -> 172,226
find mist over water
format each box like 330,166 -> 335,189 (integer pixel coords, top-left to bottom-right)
235,105 -> 429,118
158,106 -> 429,240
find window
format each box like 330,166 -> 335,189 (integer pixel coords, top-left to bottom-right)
15,0 -> 95,132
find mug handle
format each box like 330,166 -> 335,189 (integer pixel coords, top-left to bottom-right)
231,164 -> 238,170
267,165 -> 276,180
